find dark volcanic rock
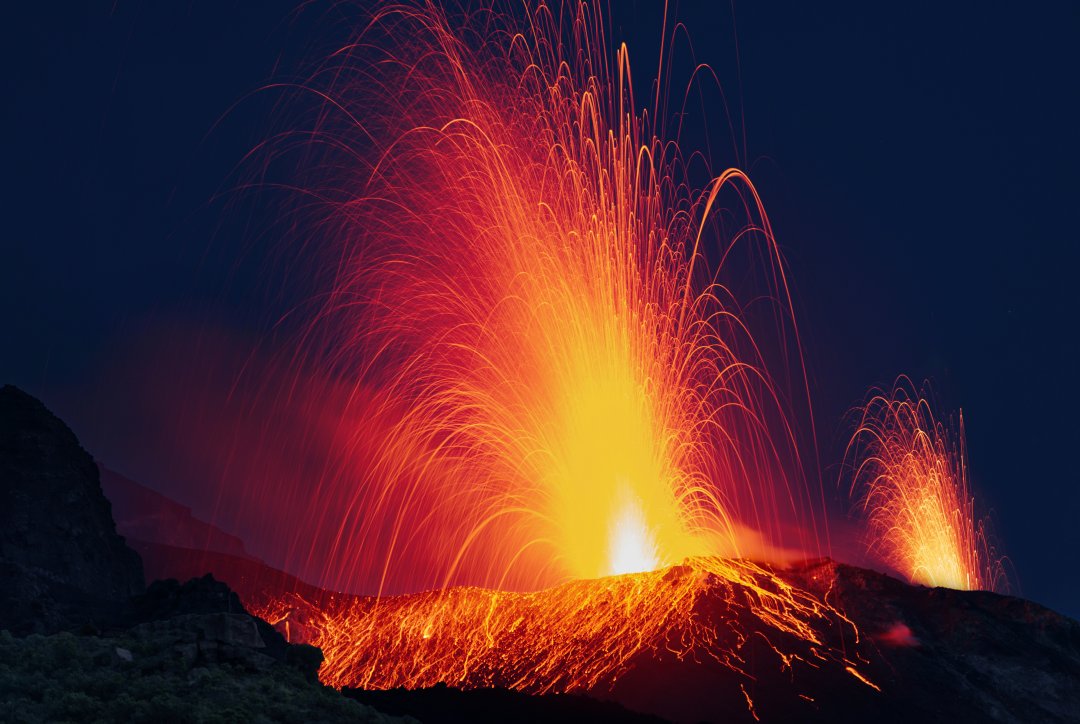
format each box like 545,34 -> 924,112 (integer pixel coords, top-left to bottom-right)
787,559 -> 1080,724
133,573 -> 252,621
0,386 -> 403,722
344,682 -> 669,724
0,385 -> 143,634
599,559 -> 1080,723
131,574 -> 325,681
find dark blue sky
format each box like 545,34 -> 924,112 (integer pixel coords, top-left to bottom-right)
2,2 -> 1077,617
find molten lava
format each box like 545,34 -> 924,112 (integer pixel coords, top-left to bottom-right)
845,379 -> 1006,592
249,557 -> 867,694
608,486 -> 660,575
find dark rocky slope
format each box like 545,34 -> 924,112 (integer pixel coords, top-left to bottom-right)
0,385 -> 400,723
343,683 -> 669,724
0,385 -> 143,634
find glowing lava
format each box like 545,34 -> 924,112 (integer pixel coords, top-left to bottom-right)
250,557 -> 866,694
845,379 -> 1006,592
608,486 -> 659,576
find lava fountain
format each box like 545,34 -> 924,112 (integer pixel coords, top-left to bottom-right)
256,0 -> 821,596
844,378 -> 1007,592
234,0 -> 867,701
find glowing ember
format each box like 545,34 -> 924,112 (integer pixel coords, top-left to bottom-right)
845,379 -> 1007,592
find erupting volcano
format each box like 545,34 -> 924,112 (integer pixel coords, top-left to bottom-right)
191,0 -> 861,708
91,1 -> 1038,721
9,0 -> 1080,721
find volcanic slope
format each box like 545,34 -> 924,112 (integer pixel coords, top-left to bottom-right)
136,536 -> 1080,724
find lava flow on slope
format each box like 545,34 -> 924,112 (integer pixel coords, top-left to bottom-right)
141,547 -> 1072,724
246,557 -> 878,723
249,558 -> 866,693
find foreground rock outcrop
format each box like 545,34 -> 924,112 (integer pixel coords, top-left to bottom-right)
0,385 -> 402,723
0,385 -> 143,634
128,575 -> 326,683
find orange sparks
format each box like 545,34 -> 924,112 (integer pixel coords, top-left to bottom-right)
845,379 -> 1007,592
845,665 -> 881,692
740,683 -> 761,721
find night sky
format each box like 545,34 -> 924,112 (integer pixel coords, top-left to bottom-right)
3,2 -> 1078,617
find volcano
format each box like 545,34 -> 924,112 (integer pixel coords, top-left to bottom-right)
4,2 -> 1075,721
131,531 -> 1080,724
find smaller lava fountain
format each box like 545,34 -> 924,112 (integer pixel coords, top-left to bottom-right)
844,378 -> 1007,592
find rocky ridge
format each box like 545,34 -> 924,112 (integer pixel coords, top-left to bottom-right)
0,385 -> 143,634
0,385 -> 401,723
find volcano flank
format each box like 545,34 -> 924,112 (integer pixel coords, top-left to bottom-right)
140,537 -> 1080,723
